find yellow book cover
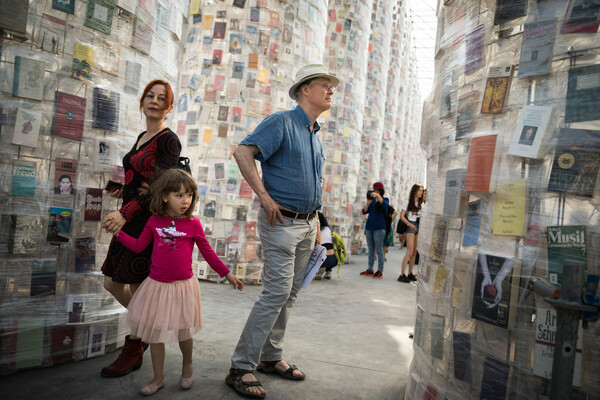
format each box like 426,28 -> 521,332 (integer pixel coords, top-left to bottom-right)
480,65 -> 512,114
257,67 -> 268,83
70,43 -> 96,82
202,128 -> 213,143
202,14 -> 212,29
492,179 -> 526,236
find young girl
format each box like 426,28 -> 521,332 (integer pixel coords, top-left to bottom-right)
114,168 -> 244,396
398,184 -> 424,283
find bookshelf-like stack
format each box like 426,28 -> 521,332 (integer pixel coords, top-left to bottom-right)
407,0 -> 600,398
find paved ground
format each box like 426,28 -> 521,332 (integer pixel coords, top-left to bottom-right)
1,245 -> 417,400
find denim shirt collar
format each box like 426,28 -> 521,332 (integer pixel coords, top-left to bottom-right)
293,105 -> 321,134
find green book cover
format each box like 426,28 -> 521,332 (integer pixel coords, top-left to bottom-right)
11,161 -> 36,197
547,225 -> 587,285
12,56 -> 45,101
84,0 -> 115,35
15,319 -> 45,369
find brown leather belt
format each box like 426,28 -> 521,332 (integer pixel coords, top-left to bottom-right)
279,209 -> 317,220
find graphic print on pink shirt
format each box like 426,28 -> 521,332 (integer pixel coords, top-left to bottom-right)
156,221 -> 186,248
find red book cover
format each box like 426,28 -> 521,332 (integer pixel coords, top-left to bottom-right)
239,179 -> 252,198
246,221 -> 257,237
52,91 -> 86,141
465,135 -> 497,192
50,325 -> 75,363
244,241 -> 257,260
84,187 -> 103,221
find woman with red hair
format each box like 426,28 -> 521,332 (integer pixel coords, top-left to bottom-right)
100,79 -> 181,378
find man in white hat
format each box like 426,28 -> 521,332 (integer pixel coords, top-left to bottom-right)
226,64 -> 339,399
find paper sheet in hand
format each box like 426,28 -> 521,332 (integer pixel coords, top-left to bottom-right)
302,244 -> 327,289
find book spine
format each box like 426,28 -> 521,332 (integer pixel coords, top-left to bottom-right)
12,56 -> 21,96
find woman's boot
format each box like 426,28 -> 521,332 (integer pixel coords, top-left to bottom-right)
101,335 -> 144,377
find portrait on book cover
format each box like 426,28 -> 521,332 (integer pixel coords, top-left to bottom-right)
518,125 -> 537,145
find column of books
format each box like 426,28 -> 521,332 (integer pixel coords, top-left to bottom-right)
175,0 -> 328,284
0,0 -> 188,372
321,0 -> 371,248
407,0 -> 599,398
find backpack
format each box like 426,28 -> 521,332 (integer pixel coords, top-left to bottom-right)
332,231 -> 346,266
178,156 -> 191,174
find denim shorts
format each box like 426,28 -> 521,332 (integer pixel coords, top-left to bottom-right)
406,220 -> 419,234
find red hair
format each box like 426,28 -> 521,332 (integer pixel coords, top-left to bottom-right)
139,79 -> 174,112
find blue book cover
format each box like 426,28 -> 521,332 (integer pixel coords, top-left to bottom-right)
11,161 -> 36,197
453,331 -> 472,383
462,199 -> 481,247
92,87 -> 119,131
52,0 -> 75,14
47,207 -> 72,243
566,64 -> 600,123
480,357 -> 509,400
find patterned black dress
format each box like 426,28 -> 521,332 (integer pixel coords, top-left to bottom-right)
102,128 -> 181,283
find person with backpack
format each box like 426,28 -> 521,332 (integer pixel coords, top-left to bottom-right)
314,212 -> 338,280
360,182 -> 389,279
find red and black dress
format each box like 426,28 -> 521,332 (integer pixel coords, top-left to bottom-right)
102,128 -> 181,283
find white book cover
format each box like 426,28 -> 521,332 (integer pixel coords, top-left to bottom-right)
94,139 -> 114,172
12,108 -> 42,147
508,105 -> 553,159
86,324 -> 107,358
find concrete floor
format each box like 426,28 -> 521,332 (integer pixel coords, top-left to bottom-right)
1,246 -> 417,400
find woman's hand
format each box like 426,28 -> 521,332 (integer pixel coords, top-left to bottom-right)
105,186 -> 123,199
225,272 -> 245,291
103,211 -> 126,234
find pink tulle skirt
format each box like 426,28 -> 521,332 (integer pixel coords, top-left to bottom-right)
125,276 -> 203,343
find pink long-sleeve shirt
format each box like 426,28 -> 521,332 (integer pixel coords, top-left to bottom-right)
117,215 -> 230,282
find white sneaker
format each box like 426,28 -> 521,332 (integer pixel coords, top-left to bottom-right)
324,270 -> 332,279
314,268 -> 324,280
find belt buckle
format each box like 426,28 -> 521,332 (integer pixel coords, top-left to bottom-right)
293,212 -> 299,219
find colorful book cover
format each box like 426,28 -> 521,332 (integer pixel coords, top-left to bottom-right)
70,43 -> 95,82
239,179 -> 252,198
249,7 -> 260,23
452,331 -> 472,383
565,64 -> 600,123
212,49 -> 223,65
47,207 -> 72,243
132,6 -> 153,54
534,307 -> 582,385
507,105 -> 553,159
36,13 -> 66,54
561,0 -> 600,33
30,258 -> 57,296
84,188 -> 103,221
11,161 -> 36,197
455,90 -> 478,140
54,158 -> 77,195
546,225 -> 587,285
518,19 -> 556,78
213,21 -> 227,39
480,65 -> 512,114
465,25 -> 483,75
52,0 -> 75,14
480,357 -> 510,400
244,241 -> 257,260
12,56 -> 45,101
471,253 -> 517,328
269,10 -> 280,28
547,128 -> 600,197
92,87 -> 119,131
84,0 -> 115,35
227,243 -> 241,262
213,75 -> 225,91
75,236 -> 96,273
492,179 -> 525,236
204,200 -> 216,217
465,135 -> 497,192
462,199 -> 481,247
12,109 -> 42,148
50,325 -> 75,363
494,0 -> 527,25
51,91 -> 86,141
229,33 -> 242,53
215,239 -> 226,257
246,221 -> 257,237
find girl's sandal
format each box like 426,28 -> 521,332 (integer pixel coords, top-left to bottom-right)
257,360 -> 305,381
225,368 -> 266,399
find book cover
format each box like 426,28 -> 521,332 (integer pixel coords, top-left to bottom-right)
124,61 -> 141,93
430,314 -> 444,360
236,206 -> 248,221
561,0 -> 600,33
480,357 -> 510,400
507,105 -> 553,158
212,49 -> 223,65
492,179 -> 526,236
232,62 -> 245,79
15,320 -> 44,369
70,43 -> 95,83
86,325 -> 107,358
433,265 -> 450,302
465,135 -> 497,192
0,215 -> 16,254
518,19 -> 556,78
227,243 -> 241,262
534,307 -> 582,385
235,263 -> 247,279
565,64 -> 600,123
204,200 -> 216,217
54,157 -> 77,195
239,179 -> 252,198
100,40 -> 121,76
213,21 -> 227,39
132,6 -> 153,54
47,207 -> 72,243
471,253 -> 516,328
462,199 -> 481,247
75,236 -> 96,273
12,215 -> 43,254
67,294 -> 86,323
50,325 -> 75,363
246,221 -> 257,238
215,239 -> 226,257
452,331 -> 472,383
214,162 -> 225,179
12,56 -> 45,101
13,108 -> 42,148
36,13 -> 66,54
52,0 -> 75,14
480,65 -> 512,114
84,0 -> 115,35
494,0 -> 527,25
443,168 -> 465,217
94,139 -> 113,171
547,128 -> 600,197
439,71 -> 453,118
430,217 -> 448,263
11,160 -> 36,197
423,384 -> 439,400
465,25 -> 483,75
546,225 -> 587,285
229,33 -> 242,53
30,258 -> 57,296
413,306 -> 426,349
92,87 -> 119,131
456,91 -> 478,140
51,91 -> 86,141
84,187 -> 103,221
244,241 -> 257,260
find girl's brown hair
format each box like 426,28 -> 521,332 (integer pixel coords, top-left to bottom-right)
406,184 -> 423,213
143,169 -> 198,219
139,79 -> 174,112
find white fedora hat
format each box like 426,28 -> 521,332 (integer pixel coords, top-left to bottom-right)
288,64 -> 340,100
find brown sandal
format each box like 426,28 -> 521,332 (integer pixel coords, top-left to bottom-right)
225,368 -> 266,399
257,360 -> 305,381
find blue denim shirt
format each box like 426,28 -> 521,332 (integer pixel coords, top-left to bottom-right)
240,106 -> 324,213
363,197 -> 389,231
